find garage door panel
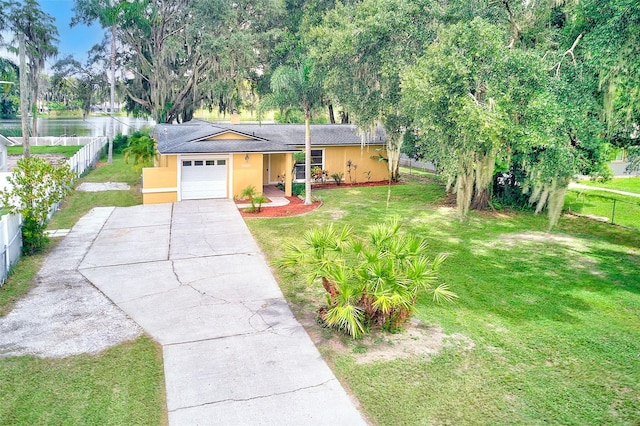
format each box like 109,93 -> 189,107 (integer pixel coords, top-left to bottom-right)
181,158 -> 227,200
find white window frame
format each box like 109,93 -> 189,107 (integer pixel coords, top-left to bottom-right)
294,149 -> 324,181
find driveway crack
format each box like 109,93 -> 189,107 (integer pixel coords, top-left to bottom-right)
170,260 -> 231,305
168,379 -> 339,413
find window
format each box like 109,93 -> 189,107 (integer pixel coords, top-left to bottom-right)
183,160 -> 192,166
194,160 -> 204,166
294,149 -> 323,180
217,159 -> 226,166
206,160 -> 215,166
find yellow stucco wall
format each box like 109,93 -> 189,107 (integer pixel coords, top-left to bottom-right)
142,144 -> 381,204
232,153 -> 264,197
207,132 -> 253,140
265,154 -> 289,184
143,192 -> 178,204
319,145 -> 389,183
142,155 -> 178,204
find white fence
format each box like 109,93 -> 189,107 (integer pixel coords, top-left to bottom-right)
8,136 -> 97,146
0,136 -> 109,284
0,213 -> 22,286
67,137 -> 108,177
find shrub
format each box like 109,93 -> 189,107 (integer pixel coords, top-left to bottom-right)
331,172 -> 344,185
292,182 -> 305,196
112,133 -> 129,154
1,157 -> 75,255
123,131 -> 156,172
277,219 -> 456,338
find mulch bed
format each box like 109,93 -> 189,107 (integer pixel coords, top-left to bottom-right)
239,196 -> 322,218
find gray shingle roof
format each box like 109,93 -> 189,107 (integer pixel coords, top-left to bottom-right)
155,121 -> 386,154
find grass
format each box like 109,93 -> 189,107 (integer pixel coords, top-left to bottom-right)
245,174 -> 640,425
1,152 -> 164,425
47,154 -> 142,230
565,189 -> 640,230
577,176 -> 640,194
0,336 -> 166,425
7,145 -> 84,158
0,245 -> 50,317
79,155 -> 142,185
399,166 -> 443,181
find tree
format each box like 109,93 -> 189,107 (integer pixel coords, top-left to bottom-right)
568,0 -> 640,142
0,58 -> 19,118
277,220 -> 455,338
73,0 -> 128,163
76,0 -> 283,124
259,58 -> 323,205
1,157 -> 75,255
8,0 -> 59,134
52,53 -> 108,119
402,19 -> 515,216
310,0 -> 437,182
402,17 -> 606,228
265,0 -> 339,121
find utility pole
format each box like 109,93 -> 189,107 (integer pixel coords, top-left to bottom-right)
18,33 -> 30,158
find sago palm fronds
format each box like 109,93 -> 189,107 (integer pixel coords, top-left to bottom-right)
277,219 -> 456,338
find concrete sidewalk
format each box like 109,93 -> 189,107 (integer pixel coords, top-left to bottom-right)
569,182 -> 640,198
78,200 -> 365,425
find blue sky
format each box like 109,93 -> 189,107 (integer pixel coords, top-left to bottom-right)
40,0 -> 105,65
1,1 -> 104,70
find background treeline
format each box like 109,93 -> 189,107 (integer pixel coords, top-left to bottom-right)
1,0 -> 638,223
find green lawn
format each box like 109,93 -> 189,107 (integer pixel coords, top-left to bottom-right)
565,190 -> 640,230
47,155 -> 142,230
398,166 -> 443,181
0,336 -> 166,425
246,175 -> 640,425
1,153 -> 164,425
7,145 -> 84,158
577,176 -> 640,194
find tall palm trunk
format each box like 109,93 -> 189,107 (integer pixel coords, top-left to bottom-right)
304,108 -> 312,205
18,34 -> 29,157
108,24 -> 116,164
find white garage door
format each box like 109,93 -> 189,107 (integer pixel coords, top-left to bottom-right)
181,158 -> 228,200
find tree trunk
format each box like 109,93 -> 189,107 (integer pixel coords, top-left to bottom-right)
108,24 -> 116,164
470,187 -> 491,210
304,110 -> 312,205
456,157 -> 474,218
386,132 -> 402,182
18,34 -> 29,158
470,153 -> 495,210
328,102 -> 335,124
31,105 -> 37,136
321,277 -> 338,302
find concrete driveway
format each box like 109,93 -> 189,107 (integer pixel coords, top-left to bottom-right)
77,200 -> 366,425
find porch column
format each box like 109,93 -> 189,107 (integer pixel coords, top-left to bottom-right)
285,153 -> 293,197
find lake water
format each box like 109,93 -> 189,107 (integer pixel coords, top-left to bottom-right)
0,116 -> 156,137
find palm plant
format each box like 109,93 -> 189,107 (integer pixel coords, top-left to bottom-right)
123,131 -> 156,172
277,220 -> 456,338
240,185 -> 268,213
258,58 -> 323,205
